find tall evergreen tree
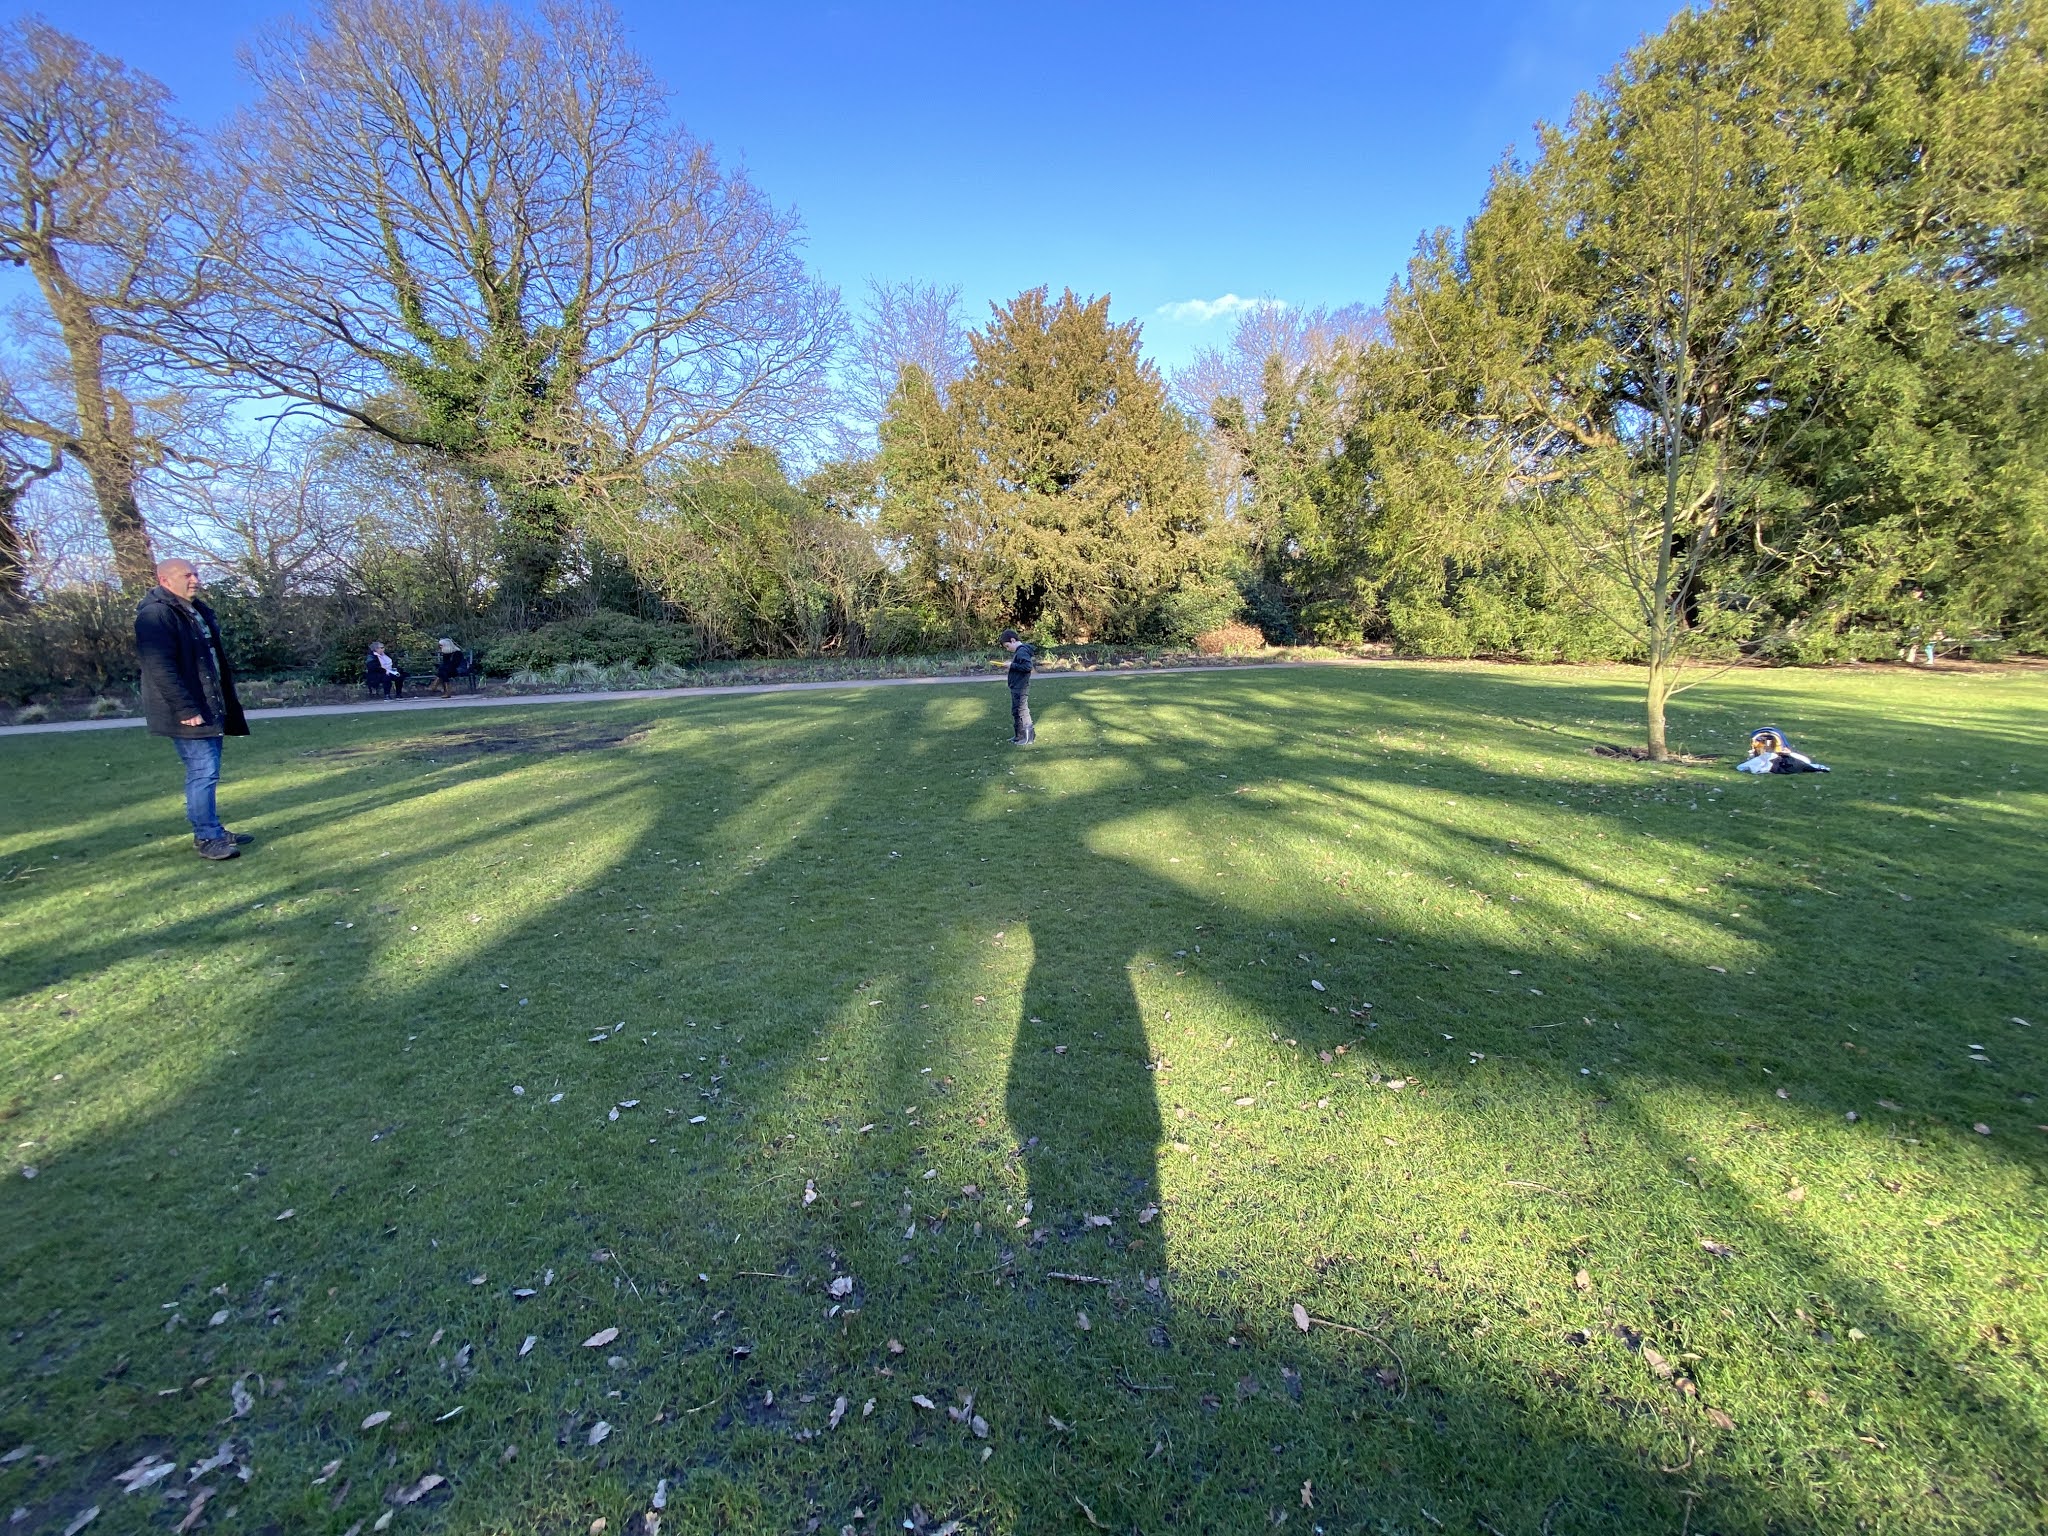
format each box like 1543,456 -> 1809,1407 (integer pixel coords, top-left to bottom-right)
1282,0 -> 2046,753
879,287 -> 1221,643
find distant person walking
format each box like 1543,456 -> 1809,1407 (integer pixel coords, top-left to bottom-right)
365,641 -> 405,698
134,559 -> 250,861
432,637 -> 462,697
1001,627 -> 1036,744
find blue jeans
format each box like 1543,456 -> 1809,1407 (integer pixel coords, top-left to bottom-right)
172,735 -> 227,842
1009,681 -> 1034,742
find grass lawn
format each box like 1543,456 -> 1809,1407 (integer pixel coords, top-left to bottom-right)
1,661 -> 2043,1536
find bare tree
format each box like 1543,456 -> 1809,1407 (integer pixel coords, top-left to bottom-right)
0,20 -> 228,592
159,438 -> 353,602
843,279 -> 973,447
0,427 -> 61,607
1170,301 -> 1385,424
1171,301 -> 1385,510
211,0 -> 842,598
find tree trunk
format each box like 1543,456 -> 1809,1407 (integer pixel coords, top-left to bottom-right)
1645,644 -> 1672,761
88,465 -> 156,593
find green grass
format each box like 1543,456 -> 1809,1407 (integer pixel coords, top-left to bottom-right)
1,661 -> 2043,1536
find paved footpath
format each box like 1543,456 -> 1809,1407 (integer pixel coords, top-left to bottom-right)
0,661 -> 1301,737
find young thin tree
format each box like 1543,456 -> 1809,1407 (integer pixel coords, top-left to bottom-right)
0,21 -> 225,591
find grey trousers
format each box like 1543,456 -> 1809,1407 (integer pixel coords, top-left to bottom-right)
1009,681 -> 1034,742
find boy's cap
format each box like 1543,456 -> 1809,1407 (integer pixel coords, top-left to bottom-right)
998,628 -> 1020,643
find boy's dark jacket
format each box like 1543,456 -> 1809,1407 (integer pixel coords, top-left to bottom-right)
1007,641 -> 1036,682
135,586 -> 248,739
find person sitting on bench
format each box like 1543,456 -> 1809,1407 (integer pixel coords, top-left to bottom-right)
433,637 -> 463,697
365,642 -> 406,699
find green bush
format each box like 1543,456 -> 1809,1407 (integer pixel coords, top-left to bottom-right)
0,586 -> 138,702
484,613 -> 699,675
1236,578 -> 1298,645
1147,580 -> 1243,646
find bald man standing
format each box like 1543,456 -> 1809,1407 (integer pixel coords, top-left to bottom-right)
135,559 -> 251,860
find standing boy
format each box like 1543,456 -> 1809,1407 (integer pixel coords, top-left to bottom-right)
1001,627 -> 1036,744
135,558 -> 251,860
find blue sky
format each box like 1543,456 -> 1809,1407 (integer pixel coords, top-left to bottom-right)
41,0 -> 1682,372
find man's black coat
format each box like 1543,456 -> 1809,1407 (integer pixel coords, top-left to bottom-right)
134,586 -> 249,739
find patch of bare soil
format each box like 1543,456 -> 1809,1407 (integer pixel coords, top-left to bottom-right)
1589,743 -> 1721,764
304,722 -> 651,760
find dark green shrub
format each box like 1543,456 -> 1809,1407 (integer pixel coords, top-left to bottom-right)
484,612 -> 699,675
0,585 -> 138,702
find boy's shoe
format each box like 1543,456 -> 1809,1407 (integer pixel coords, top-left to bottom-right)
194,831 -> 255,846
194,837 -> 241,861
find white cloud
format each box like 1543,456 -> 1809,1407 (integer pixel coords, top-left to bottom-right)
1154,293 -> 1288,324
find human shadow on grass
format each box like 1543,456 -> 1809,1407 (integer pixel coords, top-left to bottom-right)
2,670 -> 2043,1534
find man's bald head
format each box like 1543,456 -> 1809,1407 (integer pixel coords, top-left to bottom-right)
155,559 -> 201,598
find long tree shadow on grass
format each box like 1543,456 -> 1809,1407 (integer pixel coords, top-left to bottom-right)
1,667 -> 2043,1533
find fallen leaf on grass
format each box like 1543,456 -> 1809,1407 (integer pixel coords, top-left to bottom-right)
1137,1204 -> 1159,1224
175,1490 -> 212,1533
1310,980 -> 1326,992
1574,1269 -> 1592,1292
1293,1303 -> 1311,1332
802,1181 -> 818,1206
910,1394 -> 936,1410
970,1415 -> 989,1439
1075,1312 -> 1090,1331
1974,1123 -> 1992,1135
361,1411 -> 391,1430
1083,1214 -> 1112,1229
519,1335 -> 536,1357
651,1478 -> 667,1509
1699,1239 -> 1735,1257
887,1338 -> 905,1354
391,1473 -> 445,1504
1707,1407 -> 1735,1430
1301,1480 -> 1314,1509
828,1396 -> 848,1429
1783,1186 -> 1807,1203
275,1209 -> 294,1221
583,1328 -> 620,1348
312,1459 -> 342,1485
1641,1347 -> 1674,1379
587,1421 -> 612,1446
827,1276 -> 855,1298
862,1398 -> 875,1418
229,1378 -> 254,1418
115,1456 -> 177,1493
63,1509 -> 99,1535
